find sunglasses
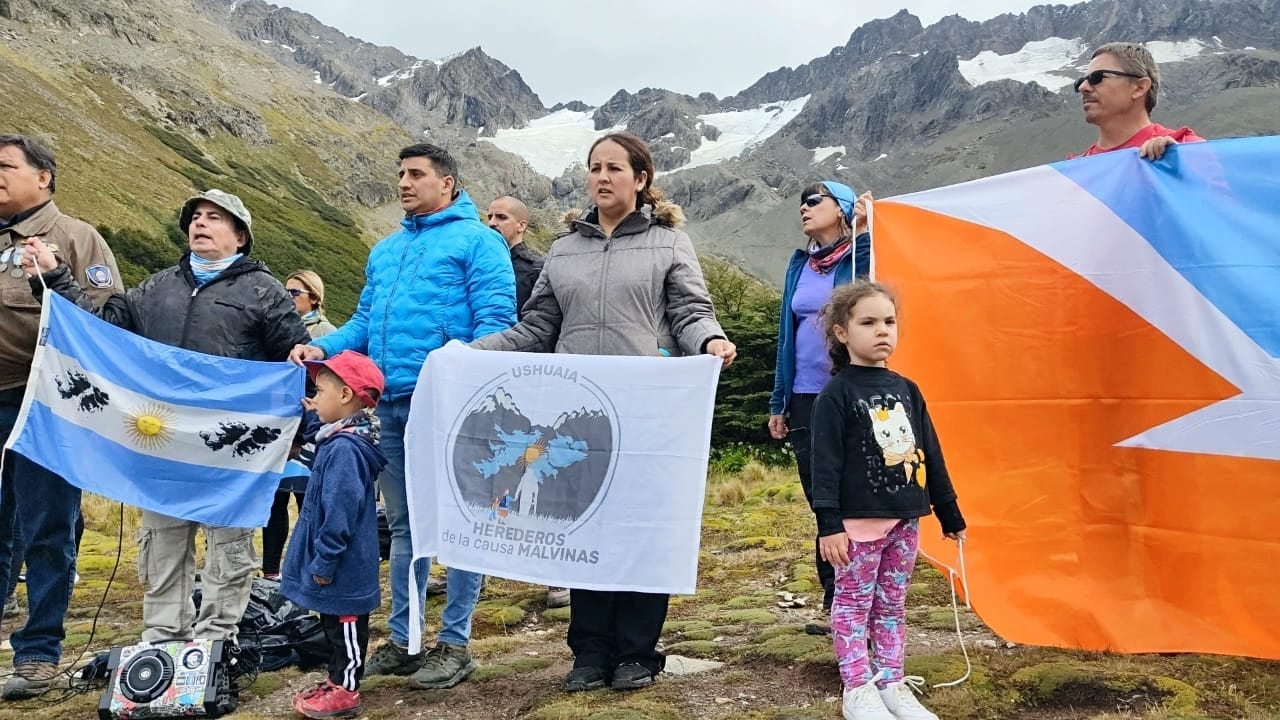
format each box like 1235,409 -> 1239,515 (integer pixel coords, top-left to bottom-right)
802,194 -> 831,208
1073,69 -> 1146,93
288,288 -> 307,298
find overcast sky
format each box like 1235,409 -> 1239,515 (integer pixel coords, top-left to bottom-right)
276,0 -> 1041,105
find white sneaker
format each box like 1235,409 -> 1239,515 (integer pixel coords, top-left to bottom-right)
843,680 -> 895,720
879,676 -> 939,720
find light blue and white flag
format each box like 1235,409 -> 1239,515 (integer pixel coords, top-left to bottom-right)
3,291 -> 305,528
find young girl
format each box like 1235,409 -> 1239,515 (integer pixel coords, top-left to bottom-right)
809,280 -> 966,720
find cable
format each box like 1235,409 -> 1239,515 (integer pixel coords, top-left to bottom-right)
917,537 -> 973,689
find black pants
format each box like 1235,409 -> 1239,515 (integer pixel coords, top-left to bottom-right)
788,393 -> 835,610
262,492 -> 304,576
321,613 -> 369,691
567,589 -> 668,674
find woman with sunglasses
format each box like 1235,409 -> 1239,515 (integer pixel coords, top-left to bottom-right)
286,270 -> 337,340
1072,42 -> 1203,160
261,270 -> 338,580
769,181 -> 871,630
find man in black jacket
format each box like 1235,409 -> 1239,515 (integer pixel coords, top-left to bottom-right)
484,196 -> 567,608
487,196 -> 543,319
23,189 -> 309,653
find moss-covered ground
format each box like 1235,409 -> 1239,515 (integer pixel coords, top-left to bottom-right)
2,463 -> 1276,718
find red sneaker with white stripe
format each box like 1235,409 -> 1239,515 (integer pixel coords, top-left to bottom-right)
294,679 -> 362,719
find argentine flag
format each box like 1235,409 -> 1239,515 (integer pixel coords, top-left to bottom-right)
3,292 -> 305,528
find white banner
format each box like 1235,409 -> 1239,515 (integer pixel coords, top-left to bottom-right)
404,341 -> 720,653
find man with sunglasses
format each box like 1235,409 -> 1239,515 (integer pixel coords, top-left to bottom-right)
1072,42 -> 1203,160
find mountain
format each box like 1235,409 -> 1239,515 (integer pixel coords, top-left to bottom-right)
0,0 -> 421,316
3,0 -> 1279,298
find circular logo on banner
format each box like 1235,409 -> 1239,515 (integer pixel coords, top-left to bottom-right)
447,363 -> 619,536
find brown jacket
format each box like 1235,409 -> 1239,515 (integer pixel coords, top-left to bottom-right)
0,201 -> 122,390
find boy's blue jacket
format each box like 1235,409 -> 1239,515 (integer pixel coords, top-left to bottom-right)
312,189 -> 516,400
281,411 -> 387,616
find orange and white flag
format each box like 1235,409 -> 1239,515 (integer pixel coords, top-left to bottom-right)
873,137 -> 1280,659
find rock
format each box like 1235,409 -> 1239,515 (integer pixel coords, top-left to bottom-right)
550,100 -> 591,113
662,655 -> 725,676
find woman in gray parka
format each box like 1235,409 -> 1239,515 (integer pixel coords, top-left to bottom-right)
471,131 -> 736,692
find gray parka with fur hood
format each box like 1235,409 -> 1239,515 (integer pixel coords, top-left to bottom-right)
470,201 -> 725,357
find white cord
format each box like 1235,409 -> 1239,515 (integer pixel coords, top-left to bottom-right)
865,197 -> 876,281
918,538 -> 972,688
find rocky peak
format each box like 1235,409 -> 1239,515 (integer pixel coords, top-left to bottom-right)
550,100 -> 591,113
589,88 -> 720,170
725,9 -> 923,107
432,47 -> 544,131
195,1 -> 546,135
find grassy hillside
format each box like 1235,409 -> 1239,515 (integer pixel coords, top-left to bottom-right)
0,27 -> 412,321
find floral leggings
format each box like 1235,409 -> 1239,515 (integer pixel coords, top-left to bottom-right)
830,518 -> 920,689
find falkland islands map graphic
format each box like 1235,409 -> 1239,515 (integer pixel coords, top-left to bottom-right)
448,367 -> 618,536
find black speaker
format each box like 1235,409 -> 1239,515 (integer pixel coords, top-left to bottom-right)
98,639 -> 236,719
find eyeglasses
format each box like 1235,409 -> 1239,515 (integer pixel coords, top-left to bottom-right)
801,194 -> 831,208
1073,69 -> 1146,93
287,288 -> 305,298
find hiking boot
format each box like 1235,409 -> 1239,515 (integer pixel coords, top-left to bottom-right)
295,679 -> 361,719
364,641 -> 422,676
409,642 -> 476,689
610,662 -> 655,691
563,666 -> 608,692
842,680 -> 894,720
2,661 -> 61,700
546,587 -> 571,608
879,677 -> 939,720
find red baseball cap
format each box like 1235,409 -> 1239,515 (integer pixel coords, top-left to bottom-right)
304,351 -> 384,409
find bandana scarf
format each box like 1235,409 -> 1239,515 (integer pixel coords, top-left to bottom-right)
807,236 -> 852,274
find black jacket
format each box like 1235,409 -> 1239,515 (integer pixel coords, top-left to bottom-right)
35,254 -> 309,361
810,364 -> 965,537
510,241 -> 544,319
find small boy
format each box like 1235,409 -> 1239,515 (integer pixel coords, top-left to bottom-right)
281,351 -> 387,719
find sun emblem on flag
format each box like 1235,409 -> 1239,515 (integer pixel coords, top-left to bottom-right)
124,403 -> 176,450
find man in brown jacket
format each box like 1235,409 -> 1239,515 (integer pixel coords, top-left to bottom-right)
0,134 -> 122,699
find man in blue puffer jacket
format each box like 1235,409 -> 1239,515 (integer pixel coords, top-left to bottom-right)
290,142 -> 515,689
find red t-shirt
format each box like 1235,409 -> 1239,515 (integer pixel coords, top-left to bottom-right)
1073,123 -> 1205,158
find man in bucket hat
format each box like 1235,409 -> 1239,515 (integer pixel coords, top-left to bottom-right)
23,188 -> 309,687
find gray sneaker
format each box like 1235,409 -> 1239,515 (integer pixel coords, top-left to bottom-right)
409,642 -> 477,689
2,661 -> 61,700
364,641 -> 423,676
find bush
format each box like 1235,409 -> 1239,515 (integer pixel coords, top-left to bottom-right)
709,442 -> 794,474
702,257 -> 782,449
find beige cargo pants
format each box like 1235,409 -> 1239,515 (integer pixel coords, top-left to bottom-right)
137,509 -> 258,643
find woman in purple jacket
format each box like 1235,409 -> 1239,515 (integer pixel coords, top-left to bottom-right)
768,181 -> 871,627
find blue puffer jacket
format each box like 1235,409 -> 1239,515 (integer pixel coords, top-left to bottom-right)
769,232 -> 871,416
313,190 -> 516,400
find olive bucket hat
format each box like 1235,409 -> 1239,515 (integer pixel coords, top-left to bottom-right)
179,189 -> 255,254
